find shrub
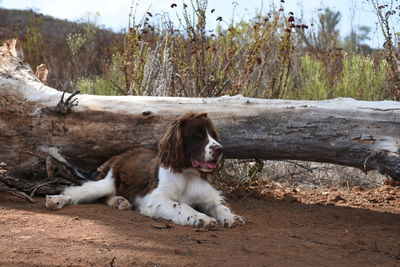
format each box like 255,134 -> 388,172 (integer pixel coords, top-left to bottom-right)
334,54 -> 390,100
294,54 -> 330,100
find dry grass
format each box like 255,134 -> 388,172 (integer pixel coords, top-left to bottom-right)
2,2 -> 397,100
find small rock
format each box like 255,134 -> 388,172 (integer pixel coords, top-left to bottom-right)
152,223 -> 172,229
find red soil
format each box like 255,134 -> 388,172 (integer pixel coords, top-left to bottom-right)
0,183 -> 399,266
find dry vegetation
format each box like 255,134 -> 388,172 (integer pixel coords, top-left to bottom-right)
1,1 -> 398,99
1,0 -> 399,188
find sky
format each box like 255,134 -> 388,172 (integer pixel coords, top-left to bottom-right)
0,0 -> 386,47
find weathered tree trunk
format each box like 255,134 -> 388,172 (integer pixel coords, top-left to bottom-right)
1,39 -> 400,199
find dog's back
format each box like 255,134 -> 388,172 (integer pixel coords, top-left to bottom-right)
96,148 -> 159,204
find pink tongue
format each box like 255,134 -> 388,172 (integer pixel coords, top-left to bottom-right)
204,162 -> 217,169
192,159 -> 217,169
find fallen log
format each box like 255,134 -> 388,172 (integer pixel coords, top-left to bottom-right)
1,39 -> 400,197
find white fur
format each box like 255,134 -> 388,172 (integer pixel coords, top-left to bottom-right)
46,170 -> 118,210
135,167 -> 244,227
204,131 -> 222,162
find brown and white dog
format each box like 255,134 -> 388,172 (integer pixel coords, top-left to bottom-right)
46,112 -> 245,228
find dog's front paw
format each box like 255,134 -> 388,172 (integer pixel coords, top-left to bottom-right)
220,213 -> 246,227
192,214 -> 217,228
232,214 -> 246,227
46,195 -> 70,210
216,206 -> 246,227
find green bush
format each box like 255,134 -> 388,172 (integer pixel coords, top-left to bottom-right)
294,54 -> 330,100
283,54 -> 390,101
75,52 -> 126,95
334,55 -> 390,100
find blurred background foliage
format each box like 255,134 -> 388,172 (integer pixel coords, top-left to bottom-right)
0,0 -> 398,101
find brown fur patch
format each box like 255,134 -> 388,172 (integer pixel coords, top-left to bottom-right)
97,148 -> 159,204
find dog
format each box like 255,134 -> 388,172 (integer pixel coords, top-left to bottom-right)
46,112 -> 245,228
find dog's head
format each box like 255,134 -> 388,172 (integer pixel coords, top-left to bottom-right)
158,112 -> 223,173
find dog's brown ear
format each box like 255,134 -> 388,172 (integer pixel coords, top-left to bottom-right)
158,119 -> 185,172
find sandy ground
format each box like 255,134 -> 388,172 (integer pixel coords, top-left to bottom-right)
0,183 -> 399,267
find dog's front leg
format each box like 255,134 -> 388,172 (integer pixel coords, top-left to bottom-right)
138,197 -> 217,227
187,178 -> 246,227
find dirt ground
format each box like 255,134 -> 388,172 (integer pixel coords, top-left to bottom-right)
1,182 -> 399,267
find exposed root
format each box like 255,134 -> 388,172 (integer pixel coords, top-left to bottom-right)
28,180 -> 58,197
0,162 -> 64,201
0,180 -> 35,203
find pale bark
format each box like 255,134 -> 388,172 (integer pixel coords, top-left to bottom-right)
1,39 -> 400,193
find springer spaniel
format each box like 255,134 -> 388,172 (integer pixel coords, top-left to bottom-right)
46,112 -> 245,228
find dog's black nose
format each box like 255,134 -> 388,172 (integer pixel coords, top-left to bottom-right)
211,145 -> 223,156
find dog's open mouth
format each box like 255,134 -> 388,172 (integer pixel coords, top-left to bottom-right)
191,159 -> 218,171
